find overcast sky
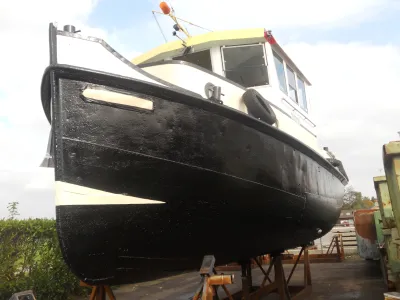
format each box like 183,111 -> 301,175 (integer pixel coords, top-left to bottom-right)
1,0 -> 400,219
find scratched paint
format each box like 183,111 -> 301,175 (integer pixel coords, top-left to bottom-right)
379,143 -> 400,289
354,209 -> 378,241
50,68 -> 347,285
374,211 -> 384,245
373,176 -> 395,229
383,141 -> 400,235
354,209 -> 380,260
40,25 -> 348,286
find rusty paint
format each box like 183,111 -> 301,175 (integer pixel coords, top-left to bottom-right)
374,211 -> 384,245
383,141 -> 400,236
373,175 -> 394,229
354,209 -> 378,241
353,209 -> 380,260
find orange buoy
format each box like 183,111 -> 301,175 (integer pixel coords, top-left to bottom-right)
160,2 -> 171,14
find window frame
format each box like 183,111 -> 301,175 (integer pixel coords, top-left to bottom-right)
296,76 -> 308,113
172,49 -> 213,71
286,65 -> 298,104
220,43 -> 270,88
273,51 -> 288,95
273,50 -> 309,113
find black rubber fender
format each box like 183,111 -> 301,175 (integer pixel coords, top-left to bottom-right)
242,89 -> 277,125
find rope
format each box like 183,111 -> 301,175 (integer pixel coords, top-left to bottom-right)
152,10 -> 213,33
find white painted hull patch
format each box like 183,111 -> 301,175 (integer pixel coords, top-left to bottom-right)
82,88 -> 154,110
55,181 -> 165,205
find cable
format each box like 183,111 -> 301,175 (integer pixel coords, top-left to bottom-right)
176,16 -> 213,32
152,10 -> 213,33
152,11 -> 168,43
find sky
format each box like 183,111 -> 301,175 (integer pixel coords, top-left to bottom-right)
1,0 -> 400,219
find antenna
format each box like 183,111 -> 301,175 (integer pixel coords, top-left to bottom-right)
152,1 -> 213,42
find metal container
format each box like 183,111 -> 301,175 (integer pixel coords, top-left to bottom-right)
354,209 -> 380,260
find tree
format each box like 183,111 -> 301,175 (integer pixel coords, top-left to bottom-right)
351,192 -> 364,209
342,185 -> 378,210
343,185 -> 357,208
362,198 -> 375,209
7,202 -> 19,220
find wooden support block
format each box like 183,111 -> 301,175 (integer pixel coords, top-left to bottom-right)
79,281 -> 116,300
223,247 -> 313,300
385,292 -> 400,299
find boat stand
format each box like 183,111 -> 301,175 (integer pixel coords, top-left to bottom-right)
192,255 -> 235,300
217,235 -> 344,272
80,281 -> 116,300
224,246 -> 312,300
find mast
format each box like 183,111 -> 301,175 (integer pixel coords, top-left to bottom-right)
157,2 -> 191,38
152,2 -> 213,43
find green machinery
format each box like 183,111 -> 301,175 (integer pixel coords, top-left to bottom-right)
373,175 -> 400,289
374,209 -> 384,246
374,141 -> 400,290
383,142 -> 400,231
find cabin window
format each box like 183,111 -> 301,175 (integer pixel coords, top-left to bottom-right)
297,77 -> 308,112
273,51 -> 309,113
222,44 -> 269,87
273,52 -> 287,94
286,66 -> 298,103
173,50 -> 212,71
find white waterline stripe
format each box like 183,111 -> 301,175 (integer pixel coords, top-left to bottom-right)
55,181 -> 165,205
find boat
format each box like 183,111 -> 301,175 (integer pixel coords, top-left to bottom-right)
40,3 -> 349,285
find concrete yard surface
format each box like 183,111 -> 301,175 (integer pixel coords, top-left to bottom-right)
81,257 -> 386,299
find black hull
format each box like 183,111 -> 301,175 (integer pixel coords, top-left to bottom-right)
43,64 -> 346,285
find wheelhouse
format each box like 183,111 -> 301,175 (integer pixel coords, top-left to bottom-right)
133,28 -> 311,113
133,28 -> 318,152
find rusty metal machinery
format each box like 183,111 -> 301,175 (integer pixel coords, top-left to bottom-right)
381,141 -> 400,291
383,141 -> 400,232
353,208 -> 380,260
373,175 -> 400,291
